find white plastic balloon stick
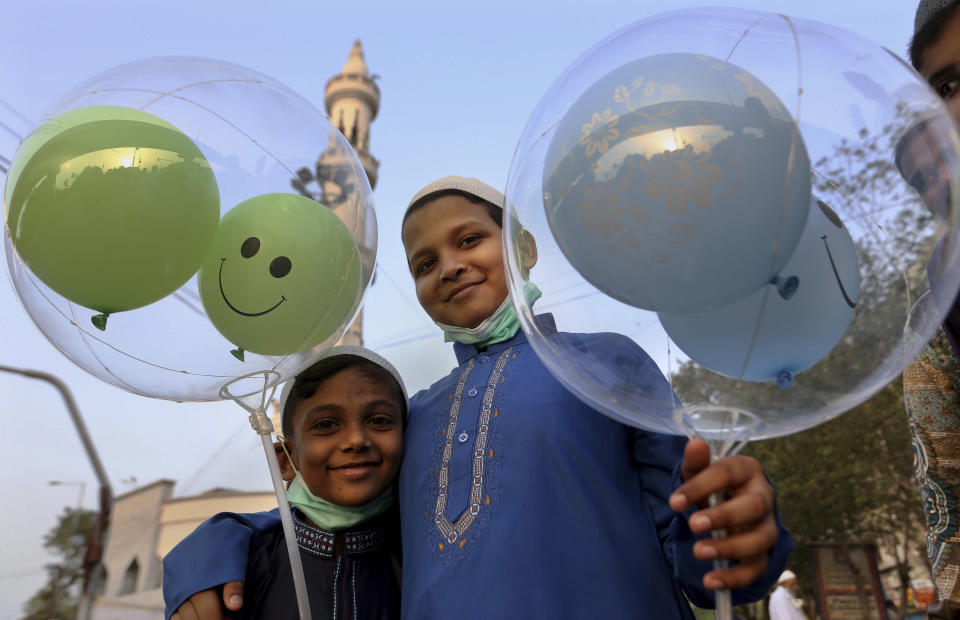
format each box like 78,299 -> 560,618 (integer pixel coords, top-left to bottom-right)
221,371 -> 313,620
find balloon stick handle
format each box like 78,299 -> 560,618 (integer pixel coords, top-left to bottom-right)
219,371 -> 312,620
670,407 -> 759,620
258,418 -> 313,620
710,487 -> 733,620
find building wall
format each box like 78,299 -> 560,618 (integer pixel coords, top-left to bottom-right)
91,590 -> 165,620
101,480 -> 174,598
156,492 -> 278,559
91,485 -> 276,619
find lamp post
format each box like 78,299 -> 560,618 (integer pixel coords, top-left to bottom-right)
0,365 -> 111,620
49,480 -> 87,514
48,480 -> 88,559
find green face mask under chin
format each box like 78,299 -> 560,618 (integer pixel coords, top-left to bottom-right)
436,282 -> 541,348
286,473 -> 395,531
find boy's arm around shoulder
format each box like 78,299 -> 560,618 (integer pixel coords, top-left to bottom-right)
163,508 -> 282,620
633,429 -> 794,608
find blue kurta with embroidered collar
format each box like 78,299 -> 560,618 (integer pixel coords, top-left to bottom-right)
398,314 -> 792,619
161,315 -> 793,619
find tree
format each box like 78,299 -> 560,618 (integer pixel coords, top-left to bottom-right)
740,377 -> 925,617
21,506 -> 96,620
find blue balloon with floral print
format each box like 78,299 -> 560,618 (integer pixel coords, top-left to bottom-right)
542,53 -> 811,313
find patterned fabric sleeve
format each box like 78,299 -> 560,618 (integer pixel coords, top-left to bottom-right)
903,329 -> 960,603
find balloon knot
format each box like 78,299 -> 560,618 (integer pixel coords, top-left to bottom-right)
230,347 -> 245,362
776,370 -> 793,390
91,314 -> 109,331
769,274 -> 799,300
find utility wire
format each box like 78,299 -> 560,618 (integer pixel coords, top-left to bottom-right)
368,328 -> 439,351
0,119 -> 23,141
0,567 -> 46,581
175,421 -> 255,498
374,263 -> 434,328
0,97 -> 32,128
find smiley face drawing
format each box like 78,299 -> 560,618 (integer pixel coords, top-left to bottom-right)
198,193 -> 362,357
658,195 -> 860,387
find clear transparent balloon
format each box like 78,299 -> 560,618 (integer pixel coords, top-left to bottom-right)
2,57 -> 377,402
504,8 -> 960,442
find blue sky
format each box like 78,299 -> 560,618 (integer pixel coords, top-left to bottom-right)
0,0 -> 918,616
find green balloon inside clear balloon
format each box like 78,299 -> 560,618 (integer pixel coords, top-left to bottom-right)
3,106 -> 220,314
198,193 -> 362,357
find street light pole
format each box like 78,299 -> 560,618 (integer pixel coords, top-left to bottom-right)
0,365 -> 111,620
49,479 -> 87,515
48,480 -> 88,560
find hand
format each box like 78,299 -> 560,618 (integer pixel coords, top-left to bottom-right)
669,438 -> 779,591
170,581 -> 244,620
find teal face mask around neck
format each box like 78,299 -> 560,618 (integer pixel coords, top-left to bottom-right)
436,281 -> 542,348
286,473 -> 394,531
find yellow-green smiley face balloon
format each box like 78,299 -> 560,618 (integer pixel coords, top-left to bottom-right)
3,105 -> 220,314
198,193 -> 362,356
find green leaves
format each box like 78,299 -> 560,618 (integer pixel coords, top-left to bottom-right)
21,507 -> 96,620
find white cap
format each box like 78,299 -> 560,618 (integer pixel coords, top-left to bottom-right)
277,345 -> 408,425
405,175 -> 505,215
778,570 -> 797,584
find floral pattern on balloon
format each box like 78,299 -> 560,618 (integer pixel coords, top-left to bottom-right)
543,52 -> 811,313
641,146 -> 724,215
613,77 -> 681,113
578,109 -> 620,158
578,183 -> 625,237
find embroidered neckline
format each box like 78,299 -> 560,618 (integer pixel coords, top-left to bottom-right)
433,347 -> 512,546
293,514 -> 386,558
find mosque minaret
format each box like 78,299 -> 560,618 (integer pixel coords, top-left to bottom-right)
293,40 -> 380,347
325,39 -> 381,190
327,40 -> 380,347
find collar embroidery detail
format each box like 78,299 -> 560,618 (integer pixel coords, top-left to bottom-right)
293,515 -> 385,558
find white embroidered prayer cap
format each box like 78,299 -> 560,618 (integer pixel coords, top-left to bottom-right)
277,345 -> 408,423
405,175 -> 505,215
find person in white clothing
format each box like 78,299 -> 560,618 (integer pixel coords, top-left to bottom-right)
769,570 -> 807,620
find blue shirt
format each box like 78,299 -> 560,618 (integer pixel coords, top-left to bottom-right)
163,316 -> 792,618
